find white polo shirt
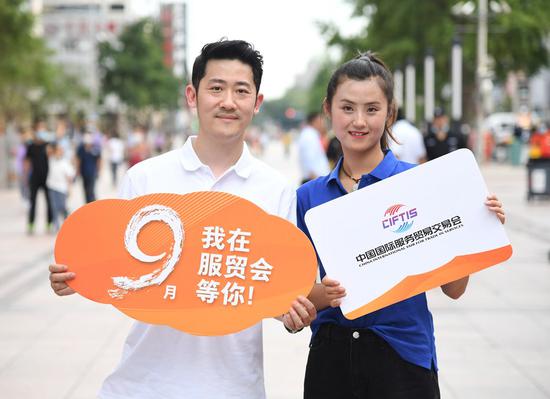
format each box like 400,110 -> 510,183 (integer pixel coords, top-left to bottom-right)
297,125 -> 330,180
389,119 -> 427,164
99,136 -> 296,399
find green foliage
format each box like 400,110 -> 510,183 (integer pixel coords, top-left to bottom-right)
306,58 -> 338,112
489,0 -> 550,77
321,0 -> 550,115
98,18 -> 181,112
259,57 -> 336,129
0,0 -> 89,121
257,91 -> 305,129
0,0 -> 49,119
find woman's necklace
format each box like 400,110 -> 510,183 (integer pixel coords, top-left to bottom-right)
341,164 -> 361,191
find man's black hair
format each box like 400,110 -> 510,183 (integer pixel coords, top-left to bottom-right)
191,39 -> 263,94
306,111 -> 321,124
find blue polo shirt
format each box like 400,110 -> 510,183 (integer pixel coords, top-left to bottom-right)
296,150 -> 437,370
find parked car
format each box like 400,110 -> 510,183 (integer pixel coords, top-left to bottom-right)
484,112 -> 517,146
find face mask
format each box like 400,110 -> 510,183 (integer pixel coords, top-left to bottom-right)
432,123 -> 448,135
37,131 -> 53,142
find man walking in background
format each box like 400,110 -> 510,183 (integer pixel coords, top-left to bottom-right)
424,107 -> 468,161
390,108 -> 426,164
298,111 -> 330,184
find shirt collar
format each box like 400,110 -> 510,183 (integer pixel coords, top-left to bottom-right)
327,157 -> 343,184
369,149 -> 399,180
179,135 -> 254,179
326,149 -> 399,185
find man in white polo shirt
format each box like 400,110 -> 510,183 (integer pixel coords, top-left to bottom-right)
297,111 -> 330,184
49,39 -> 316,399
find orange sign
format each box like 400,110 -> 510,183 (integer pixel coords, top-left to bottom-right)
55,192 -> 318,335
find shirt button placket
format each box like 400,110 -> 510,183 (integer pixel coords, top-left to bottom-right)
350,330 -> 362,396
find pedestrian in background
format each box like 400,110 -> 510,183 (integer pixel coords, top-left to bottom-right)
325,135 -> 343,169
424,107 -> 468,161
14,126 -> 32,208
76,132 -> 101,203
25,120 -> 53,234
390,107 -> 426,164
298,111 -> 330,184
297,52 -> 506,398
46,142 -> 75,231
106,131 -> 125,187
127,125 -> 150,167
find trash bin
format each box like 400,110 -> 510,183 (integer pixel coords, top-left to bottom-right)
527,158 -> 550,201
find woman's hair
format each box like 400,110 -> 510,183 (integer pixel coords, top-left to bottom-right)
325,51 -> 397,150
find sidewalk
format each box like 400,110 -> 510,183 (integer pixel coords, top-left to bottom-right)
0,141 -> 549,398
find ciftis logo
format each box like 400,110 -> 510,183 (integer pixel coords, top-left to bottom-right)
382,204 -> 418,233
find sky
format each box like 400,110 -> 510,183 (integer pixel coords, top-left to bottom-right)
131,0 -> 364,100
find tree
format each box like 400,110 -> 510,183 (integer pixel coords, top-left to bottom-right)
306,58 -> 338,112
320,0 -> 550,119
0,0 -> 89,123
98,18 -> 181,124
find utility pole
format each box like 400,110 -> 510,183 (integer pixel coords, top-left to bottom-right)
451,36 -> 463,123
475,0 -> 488,161
405,58 -> 416,123
424,49 -> 435,123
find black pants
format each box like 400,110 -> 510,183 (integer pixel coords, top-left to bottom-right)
110,162 -> 120,186
82,175 -> 96,203
28,179 -> 53,225
304,324 -> 440,399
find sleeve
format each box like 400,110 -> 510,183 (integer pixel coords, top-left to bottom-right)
296,188 -> 322,283
278,182 -> 297,225
299,130 -> 328,177
65,162 -> 76,179
460,134 -> 468,149
415,132 -> 427,159
118,171 -> 140,200
24,144 -> 32,160
389,139 -> 402,159
76,145 -> 83,160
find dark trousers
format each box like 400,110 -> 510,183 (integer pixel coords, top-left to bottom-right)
82,175 -> 96,203
28,179 -> 52,225
110,161 -> 120,186
304,324 -> 440,399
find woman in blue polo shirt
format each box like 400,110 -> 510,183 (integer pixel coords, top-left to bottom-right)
297,52 -> 506,398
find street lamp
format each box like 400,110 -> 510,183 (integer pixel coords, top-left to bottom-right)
476,0 -> 489,162
451,0 -> 511,162
451,36 -> 463,123
424,49 -> 435,123
394,67 -> 404,109
405,58 -> 416,123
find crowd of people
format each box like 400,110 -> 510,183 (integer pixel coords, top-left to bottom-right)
14,118 -> 170,234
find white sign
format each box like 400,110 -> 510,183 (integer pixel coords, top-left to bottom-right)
305,149 -> 512,319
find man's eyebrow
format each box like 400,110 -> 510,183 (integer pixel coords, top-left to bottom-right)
206,78 -> 227,85
206,79 -> 252,88
235,81 -> 253,88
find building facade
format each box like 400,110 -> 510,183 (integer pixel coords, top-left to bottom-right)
40,0 -> 135,110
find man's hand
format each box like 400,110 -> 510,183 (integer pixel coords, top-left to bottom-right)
282,296 -> 317,333
321,276 -> 346,308
49,264 -> 76,296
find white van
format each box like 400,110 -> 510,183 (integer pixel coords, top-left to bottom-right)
484,112 -> 516,145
